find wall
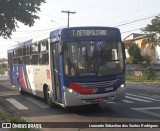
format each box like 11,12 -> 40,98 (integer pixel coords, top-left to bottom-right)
126,64 -> 160,76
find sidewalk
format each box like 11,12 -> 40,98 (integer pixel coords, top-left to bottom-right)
0,75 -> 10,86
0,80 -> 11,86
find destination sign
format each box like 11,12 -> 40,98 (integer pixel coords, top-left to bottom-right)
66,29 -> 108,37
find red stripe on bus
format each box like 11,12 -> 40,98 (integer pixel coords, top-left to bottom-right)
69,82 -> 94,94
20,67 -> 27,91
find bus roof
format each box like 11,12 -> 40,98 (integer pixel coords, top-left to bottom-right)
59,26 -> 121,42
8,26 -> 121,51
50,26 -> 120,38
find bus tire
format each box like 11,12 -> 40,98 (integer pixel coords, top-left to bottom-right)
43,85 -> 55,108
18,79 -> 25,95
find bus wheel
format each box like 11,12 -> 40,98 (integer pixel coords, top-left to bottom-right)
44,87 -> 54,108
18,79 -> 25,95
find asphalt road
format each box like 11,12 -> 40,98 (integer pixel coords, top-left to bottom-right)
0,79 -> 160,131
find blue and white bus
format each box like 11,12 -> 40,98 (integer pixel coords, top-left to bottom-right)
8,26 -> 126,107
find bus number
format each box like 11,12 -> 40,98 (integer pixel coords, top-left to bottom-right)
105,87 -> 113,92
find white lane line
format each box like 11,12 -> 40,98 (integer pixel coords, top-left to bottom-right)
25,97 -> 48,108
126,96 -> 152,102
107,102 -> 115,104
6,98 -> 28,110
139,94 -> 160,100
122,100 -> 134,103
132,107 -> 160,110
152,95 -> 160,99
131,107 -> 160,118
0,92 -> 19,96
126,93 -> 160,101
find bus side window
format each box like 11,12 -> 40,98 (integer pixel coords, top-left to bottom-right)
18,57 -> 23,64
23,46 -> 30,64
30,55 -> 39,65
39,53 -> 49,65
13,58 -> 18,64
13,49 -> 18,64
30,43 -> 39,65
30,43 -> 39,54
39,40 -> 49,65
23,56 -> 30,64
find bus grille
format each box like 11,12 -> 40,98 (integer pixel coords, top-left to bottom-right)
76,79 -> 119,88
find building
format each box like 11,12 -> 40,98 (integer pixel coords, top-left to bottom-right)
123,33 -> 160,64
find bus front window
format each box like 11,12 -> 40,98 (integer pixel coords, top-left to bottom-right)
63,41 -> 124,77
96,41 -> 124,76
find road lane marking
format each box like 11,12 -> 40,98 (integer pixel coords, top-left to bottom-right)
25,97 -> 49,108
131,107 -> 160,118
131,107 -> 160,110
6,98 -> 28,110
126,93 -> 160,102
0,91 -> 19,96
139,94 -> 160,100
106,102 -> 115,104
126,96 -> 152,102
122,100 -> 134,103
152,95 -> 160,99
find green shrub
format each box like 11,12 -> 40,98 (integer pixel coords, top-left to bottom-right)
128,43 -> 142,63
143,67 -> 155,80
125,58 -> 132,64
142,55 -> 151,64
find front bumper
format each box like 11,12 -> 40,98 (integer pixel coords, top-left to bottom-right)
64,86 -> 126,107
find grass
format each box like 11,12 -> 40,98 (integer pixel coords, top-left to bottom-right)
0,107 -> 41,131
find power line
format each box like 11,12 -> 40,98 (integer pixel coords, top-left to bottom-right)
114,16 -> 155,27
39,11 -> 159,26
121,27 -> 144,34
0,13 -> 157,38
17,14 -> 157,33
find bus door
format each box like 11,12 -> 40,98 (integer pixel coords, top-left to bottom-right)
51,44 -> 62,102
8,52 -> 13,84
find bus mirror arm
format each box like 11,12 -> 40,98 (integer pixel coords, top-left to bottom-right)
58,44 -> 62,55
58,34 -> 63,55
122,42 -> 126,59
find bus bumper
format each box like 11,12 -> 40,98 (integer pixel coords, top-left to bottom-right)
64,85 -> 126,107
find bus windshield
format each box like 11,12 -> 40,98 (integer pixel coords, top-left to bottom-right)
63,41 -> 124,77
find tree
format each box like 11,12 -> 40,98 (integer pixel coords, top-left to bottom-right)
128,43 -> 142,64
142,14 -> 160,46
0,0 -> 45,39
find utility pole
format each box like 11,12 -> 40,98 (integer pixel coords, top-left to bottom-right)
61,10 -> 76,27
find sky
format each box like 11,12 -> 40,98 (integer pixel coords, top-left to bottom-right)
0,0 -> 160,58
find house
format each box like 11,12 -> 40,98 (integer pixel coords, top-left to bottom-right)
123,33 -> 144,41
123,33 -> 160,63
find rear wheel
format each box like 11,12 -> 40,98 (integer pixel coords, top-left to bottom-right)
44,87 -> 55,108
18,79 -> 25,95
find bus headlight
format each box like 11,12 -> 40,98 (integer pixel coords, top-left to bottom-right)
120,84 -> 125,88
68,89 -> 73,93
66,87 -> 78,96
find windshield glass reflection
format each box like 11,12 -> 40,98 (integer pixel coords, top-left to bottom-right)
63,41 -> 124,77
